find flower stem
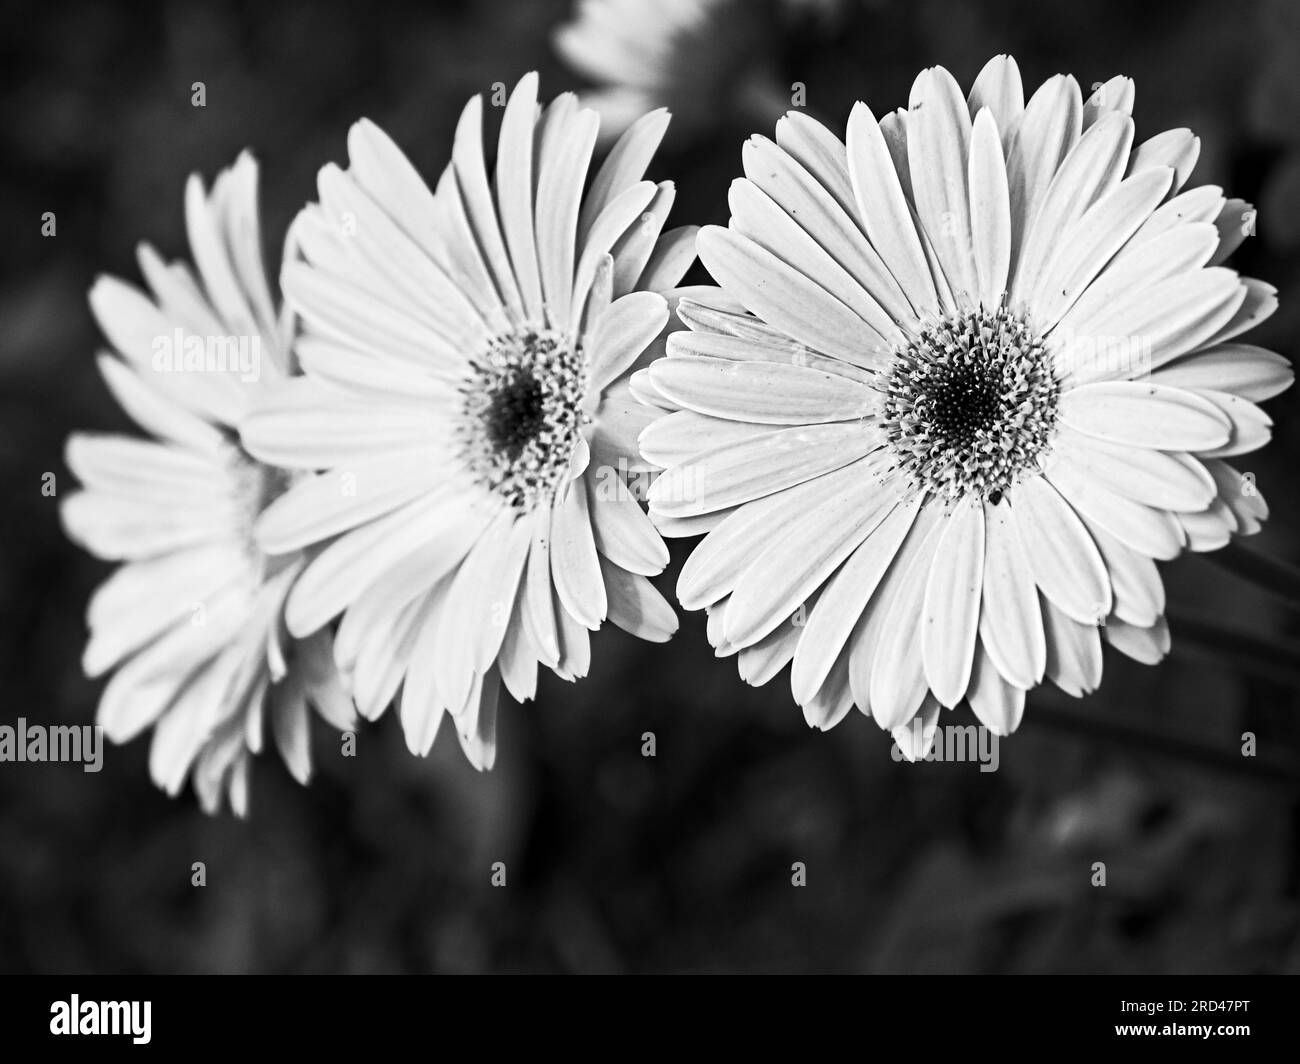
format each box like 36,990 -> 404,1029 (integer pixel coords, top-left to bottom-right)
1167,608 -> 1300,685
1206,540 -> 1300,612
1029,698 -> 1300,785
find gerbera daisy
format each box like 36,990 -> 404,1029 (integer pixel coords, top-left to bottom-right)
62,153 -> 356,815
635,56 -> 1291,757
240,74 -> 694,769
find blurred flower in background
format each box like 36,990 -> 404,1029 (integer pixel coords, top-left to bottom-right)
1249,0 -> 1300,251
554,0 -> 809,142
60,153 -> 357,816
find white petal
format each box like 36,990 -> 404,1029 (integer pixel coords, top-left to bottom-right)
737,614 -> 803,686
1005,74 -> 1081,283
550,477 -> 607,629
967,108 -> 1011,309
967,55 -> 1024,147
587,290 -> 669,394
1103,616 -> 1170,665
1010,475 -> 1111,625
890,695 -> 942,761
609,182 -> 675,297
1127,128 -> 1199,194
740,135 -> 913,327
94,353 -> 225,454
789,496 -> 920,704
869,504 -> 947,729
535,98 -> 600,330
1151,343 -> 1293,402
978,499 -> 1046,688
434,512 -> 532,712
965,646 -> 1026,736
637,225 -> 700,292
1044,454 -> 1184,560
921,497 -> 984,707
522,505 -> 561,667
845,102 -> 940,316
1194,390 -> 1273,458
665,328 -> 874,384
255,449 -> 447,555
495,73 -> 546,320
727,176 -> 904,345
600,557 -> 677,642
1052,425 -> 1216,511
1082,75 -> 1135,128
588,474 -> 669,575
638,409 -> 776,467
579,108 -> 670,241
452,94 -> 524,320
695,226 -> 891,368
648,422 -> 881,518
1041,595 -> 1103,696
850,501 -> 944,717
1085,521 -> 1165,627
775,111 -> 861,221
1203,278 -> 1276,348
907,66 -> 979,305
800,646 -> 855,731
1176,504 -> 1234,552
240,385 -> 446,469
646,354 -> 876,425
722,463 -> 903,647
675,463 -> 874,610
571,182 -> 658,330
1055,268 -> 1246,384
1209,198 -> 1254,266
1013,112 -> 1134,300
1054,223 -> 1219,342
497,589 -> 540,704
1058,380 -> 1230,450
286,487 -> 487,639
1031,167 -> 1172,329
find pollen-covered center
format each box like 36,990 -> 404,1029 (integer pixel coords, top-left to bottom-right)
879,307 -> 1059,501
461,327 -> 589,509
483,369 -> 546,459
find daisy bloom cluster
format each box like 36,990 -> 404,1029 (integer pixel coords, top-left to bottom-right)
62,154 -> 356,815
635,55 -> 1291,757
241,74 -> 696,770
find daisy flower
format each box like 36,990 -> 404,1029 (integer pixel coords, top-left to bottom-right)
553,0 -> 778,142
635,56 -> 1291,758
240,74 -> 694,769
62,153 -> 356,815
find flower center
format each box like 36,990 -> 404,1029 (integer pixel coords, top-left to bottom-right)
879,307 -> 1059,502
460,327 -> 588,509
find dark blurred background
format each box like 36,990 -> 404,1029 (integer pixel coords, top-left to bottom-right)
2,0 -> 1299,973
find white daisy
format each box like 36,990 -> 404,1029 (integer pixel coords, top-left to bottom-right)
635,56 -> 1292,757
240,74 -> 695,769
62,153 -> 356,815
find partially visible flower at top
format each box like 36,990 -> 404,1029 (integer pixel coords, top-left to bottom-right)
553,0 -> 788,143
1249,0 -> 1300,248
240,73 -> 696,770
61,153 -> 356,816
635,55 -> 1291,758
